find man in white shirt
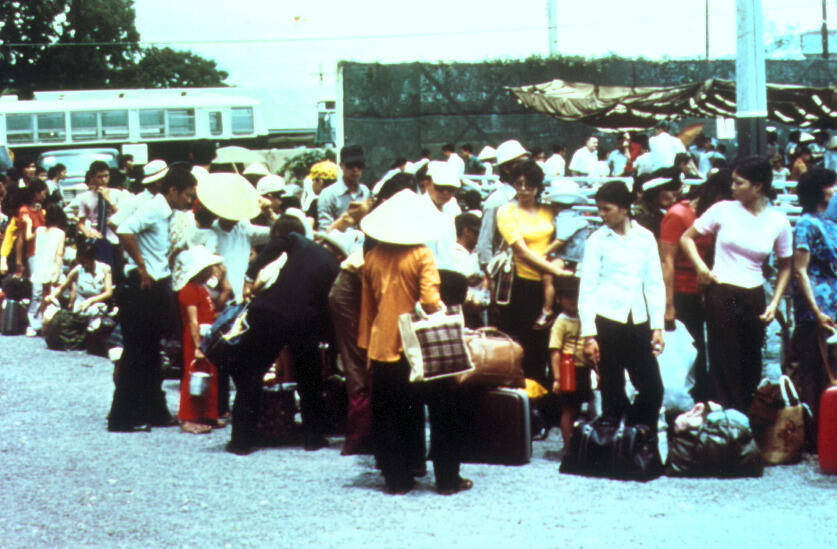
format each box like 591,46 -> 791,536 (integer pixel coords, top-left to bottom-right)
317,145 -> 371,230
648,121 -> 686,172
568,136 -> 599,176
442,143 -> 465,178
108,166 -> 197,432
422,161 -> 462,274
213,219 -> 270,301
542,144 -> 566,179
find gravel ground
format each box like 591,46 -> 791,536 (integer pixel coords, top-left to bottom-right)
1,333 -> 835,549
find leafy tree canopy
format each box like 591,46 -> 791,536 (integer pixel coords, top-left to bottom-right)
0,0 -> 228,96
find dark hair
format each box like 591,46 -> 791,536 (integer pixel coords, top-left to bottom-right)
77,239 -> 97,259
674,152 -> 692,166
28,179 -> 48,197
420,148 -> 431,159
798,146 -> 812,157
595,180 -> 633,209
693,169 -> 733,216
788,130 -> 801,143
509,159 -> 545,194
441,143 -> 456,153
796,168 -> 837,214
632,134 -> 650,150
47,164 -> 65,179
194,205 -> 218,228
160,166 -> 197,195
271,214 -> 305,238
733,156 -> 776,200
551,143 -> 565,154
459,188 -> 482,212
530,147 -> 544,157
552,274 -> 580,297
392,157 -> 407,169
89,160 -> 109,174
44,203 -> 66,229
459,144 -> 473,154
378,172 -> 415,202
455,212 -> 481,237
279,196 -> 302,212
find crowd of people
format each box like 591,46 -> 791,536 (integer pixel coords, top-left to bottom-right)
1,124 -> 835,495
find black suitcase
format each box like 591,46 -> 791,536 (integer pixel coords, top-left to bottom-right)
460,388 -> 532,465
1,299 -> 28,335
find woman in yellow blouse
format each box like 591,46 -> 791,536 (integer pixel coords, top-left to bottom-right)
496,160 -> 567,384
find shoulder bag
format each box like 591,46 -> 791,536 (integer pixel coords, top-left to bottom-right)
398,303 -> 474,383
456,327 -> 525,388
486,243 -> 514,306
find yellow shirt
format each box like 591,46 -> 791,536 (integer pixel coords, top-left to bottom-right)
496,203 -> 554,280
547,313 -> 587,367
358,244 -> 442,363
1,218 -> 18,258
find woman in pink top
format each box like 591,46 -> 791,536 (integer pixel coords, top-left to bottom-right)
681,157 -> 792,412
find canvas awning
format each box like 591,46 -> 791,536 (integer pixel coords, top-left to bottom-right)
507,78 -> 836,131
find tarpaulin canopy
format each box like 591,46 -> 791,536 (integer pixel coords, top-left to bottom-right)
507,78 -> 836,131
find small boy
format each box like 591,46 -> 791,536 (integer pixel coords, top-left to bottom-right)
547,275 -> 594,448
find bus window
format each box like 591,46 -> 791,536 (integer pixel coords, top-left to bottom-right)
71,111 -> 98,141
101,111 -> 129,138
6,114 -> 35,143
37,113 -> 66,142
167,109 -> 195,137
231,107 -> 254,135
140,109 -> 165,138
209,111 -> 223,136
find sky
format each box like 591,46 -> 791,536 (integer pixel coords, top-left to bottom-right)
133,0 -> 834,121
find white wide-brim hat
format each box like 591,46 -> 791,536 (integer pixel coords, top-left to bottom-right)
142,159 -> 168,184
172,245 -> 223,292
478,145 -> 497,162
243,162 -> 270,177
360,189 -> 443,245
543,180 -> 589,205
428,161 -> 461,188
197,173 -> 261,221
495,140 -> 530,166
257,174 -> 286,195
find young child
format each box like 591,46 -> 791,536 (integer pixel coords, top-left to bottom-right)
547,275 -> 594,448
534,181 -> 590,329
173,246 -> 224,434
23,203 -> 66,335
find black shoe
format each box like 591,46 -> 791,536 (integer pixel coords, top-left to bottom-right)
225,441 -> 255,456
437,477 -> 473,496
385,478 -> 415,495
304,434 -> 329,451
108,423 -> 151,433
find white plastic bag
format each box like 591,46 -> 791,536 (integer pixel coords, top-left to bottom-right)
657,320 -> 697,412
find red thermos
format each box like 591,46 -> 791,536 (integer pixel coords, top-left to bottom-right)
817,334 -> 837,473
559,353 -> 577,392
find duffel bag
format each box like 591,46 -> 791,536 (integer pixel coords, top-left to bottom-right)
559,415 -> 662,481
457,327 -> 525,388
43,310 -> 88,351
666,405 -> 763,478
201,302 -> 250,373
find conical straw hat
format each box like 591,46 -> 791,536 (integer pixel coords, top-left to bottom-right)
197,173 -> 261,221
360,189 -> 442,245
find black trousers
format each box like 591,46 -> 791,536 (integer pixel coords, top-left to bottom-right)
674,292 -> 709,402
595,315 -> 663,427
108,271 -> 174,428
370,358 -> 462,489
791,321 -> 831,425
704,283 -> 766,412
227,307 -> 326,448
498,276 -> 549,385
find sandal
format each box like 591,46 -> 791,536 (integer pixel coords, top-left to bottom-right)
181,421 -> 212,435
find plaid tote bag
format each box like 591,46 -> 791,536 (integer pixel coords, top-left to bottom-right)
398,303 -> 475,382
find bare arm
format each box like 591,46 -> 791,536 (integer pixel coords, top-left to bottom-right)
792,249 -> 835,330
680,225 -> 719,286
542,238 -> 567,256
510,239 -> 571,278
660,241 -> 678,327
761,256 -> 792,324
186,304 -> 206,360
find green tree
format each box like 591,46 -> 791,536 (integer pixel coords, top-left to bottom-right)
0,0 -> 227,96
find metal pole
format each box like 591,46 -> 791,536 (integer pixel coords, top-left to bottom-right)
735,0 -> 768,158
705,0 -> 710,61
823,0 -> 830,59
547,0 -> 558,56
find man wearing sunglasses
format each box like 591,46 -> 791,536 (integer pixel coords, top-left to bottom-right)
317,145 -> 371,231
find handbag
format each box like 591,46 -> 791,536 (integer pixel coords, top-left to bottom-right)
486,244 -> 514,306
456,327 -> 525,388
559,415 -> 663,481
201,301 -> 250,373
398,303 -> 474,383
757,375 -> 805,465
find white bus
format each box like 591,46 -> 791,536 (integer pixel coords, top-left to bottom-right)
0,88 -> 268,161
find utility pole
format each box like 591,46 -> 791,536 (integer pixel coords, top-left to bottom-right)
705,0 -> 710,61
547,0 -> 558,56
823,0 -> 830,59
735,0 -> 768,158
